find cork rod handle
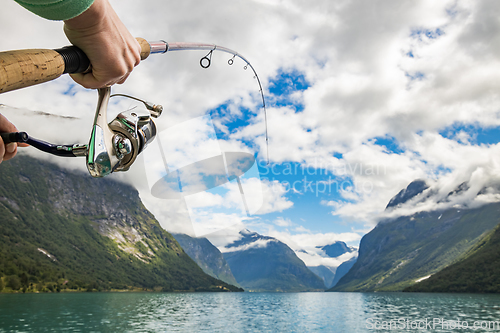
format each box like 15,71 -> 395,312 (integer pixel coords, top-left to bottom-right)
0,37 -> 151,94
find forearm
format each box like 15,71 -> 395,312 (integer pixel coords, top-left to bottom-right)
63,0 -> 107,32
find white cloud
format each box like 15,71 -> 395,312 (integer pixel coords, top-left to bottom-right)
294,225 -> 310,233
219,238 -> 276,253
262,226 -> 361,267
266,227 -> 361,252
179,177 -> 293,237
274,217 -> 293,227
296,250 -> 358,269
189,211 -> 250,238
184,191 -> 225,209
252,178 -> 294,214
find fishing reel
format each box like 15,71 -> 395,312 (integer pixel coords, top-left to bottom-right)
86,87 -> 162,177
1,87 -> 162,178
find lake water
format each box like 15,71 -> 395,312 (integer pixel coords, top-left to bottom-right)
1,292 -> 500,332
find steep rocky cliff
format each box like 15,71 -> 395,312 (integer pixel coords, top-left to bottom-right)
172,233 -> 240,287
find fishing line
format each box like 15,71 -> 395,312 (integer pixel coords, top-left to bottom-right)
165,42 -> 269,165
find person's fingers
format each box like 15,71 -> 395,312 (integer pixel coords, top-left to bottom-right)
70,73 -> 127,89
0,114 -> 21,163
116,73 -> 131,85
6,143 -> 16,154
3,143 -> 18,162
67,53 -> 139,89
69,73 -> 108,89
68,46 -> 138,89
0,138 -> 5,164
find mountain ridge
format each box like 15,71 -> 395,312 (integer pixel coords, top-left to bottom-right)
222,230 -> 326,292
318,241 -> 356,258
331,179 -> 500,292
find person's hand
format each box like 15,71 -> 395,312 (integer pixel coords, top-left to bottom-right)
0,114 -> 28,164
63,0 -> 141,89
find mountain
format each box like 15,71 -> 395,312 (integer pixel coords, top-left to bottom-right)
0,155 -> 241,293
329,256 -> 357,288
222,230 -> 326,292
404,222 -> 500,293
308,266 -> 336,289
331,181 -> 500,292
386,180 -> 428,209
172,233 -> 240,287
307,241 -> 357,289
319,241 -> 355,258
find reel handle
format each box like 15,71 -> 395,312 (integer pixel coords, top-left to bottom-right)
0,132 -> 29,144
0,37 -> 151,94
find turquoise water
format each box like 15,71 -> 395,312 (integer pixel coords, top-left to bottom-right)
1,292 -> 500,332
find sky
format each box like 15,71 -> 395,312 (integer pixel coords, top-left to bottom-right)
2,0 -> 500,268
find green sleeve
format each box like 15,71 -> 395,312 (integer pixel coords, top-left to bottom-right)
14,0 -> 95,20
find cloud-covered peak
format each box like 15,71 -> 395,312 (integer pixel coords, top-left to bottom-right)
380,169 -> 500,222
386,179 -> 429,209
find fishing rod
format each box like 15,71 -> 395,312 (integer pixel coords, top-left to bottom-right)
0,39 -> 269,178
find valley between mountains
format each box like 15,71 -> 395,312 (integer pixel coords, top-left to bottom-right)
1,156 -> 498,293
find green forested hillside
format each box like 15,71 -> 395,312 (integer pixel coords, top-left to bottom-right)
404,222 -> 500,293
331,204 -> 500,292
0,155 -> 241,293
